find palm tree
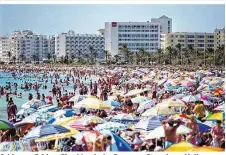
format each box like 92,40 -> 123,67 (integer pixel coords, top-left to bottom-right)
89,46 -> 95,63
32,54 -> 37,62
139,48 -> 146,65
7,51 -> 11,62
120,44 -> 130,63
12,56 -> 16,64
187,44 -> 194,65
165,46 -> 173,64
215,45 -> 225,66
19,53 -> 25,62
70,53 -> 75,63
175,43 -> 181,65
103,50 -> 109,63
93,51 -> 98,63
53,54 -> 57,63
157,48 -> 163,65
64,54 -> 69,64
114,54 -> 120,64
107,53 -> 112,64
47,53 -> 51,60
60,56 -> 64,64
78,49 -> 82,63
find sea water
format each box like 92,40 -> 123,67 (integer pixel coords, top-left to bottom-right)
0,71 -> 98,120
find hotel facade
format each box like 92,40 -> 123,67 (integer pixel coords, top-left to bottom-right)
104,15 -> 172,55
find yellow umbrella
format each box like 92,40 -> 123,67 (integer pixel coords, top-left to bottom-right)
53,116 -> 79,127
207,112 -> 224,121
165,141 -> 194,152
157,98 -> 187,108
190,146 -> 224,152
35,127 -> 79,142
86,102 -> 111,110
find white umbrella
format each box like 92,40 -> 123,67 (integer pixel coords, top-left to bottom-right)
54,110 -> 66,119
142,107 -> 176,117
182,95 -> 199,103
21,99 -> 43,109
111,114 -> 139,123
214,104 -> 225,111
145,125 -> 192,140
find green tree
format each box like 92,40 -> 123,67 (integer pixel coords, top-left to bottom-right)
157,48 -> 163,65
120,44 -> 130,63
114,54 -> 120,64
7,51 -> 11,62
103,50 -> 109,63
138,48 -> 146,64
47,53 -> 51,60
175,43 -> 182,65
165,46 -> 174,64
53,54 -> 57,63
89,46 -> 95,63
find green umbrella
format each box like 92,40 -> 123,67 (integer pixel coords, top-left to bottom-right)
0,120 -> 14,130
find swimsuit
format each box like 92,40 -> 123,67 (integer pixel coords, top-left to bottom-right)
165,141 -> 175,149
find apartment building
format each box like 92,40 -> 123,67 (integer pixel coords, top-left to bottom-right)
55,30 -> 104,59
161,28 -> 225,52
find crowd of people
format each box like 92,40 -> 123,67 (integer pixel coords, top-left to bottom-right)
0,65 -> 225,152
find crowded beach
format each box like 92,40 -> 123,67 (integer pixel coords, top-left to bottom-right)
0,65 -> 225,152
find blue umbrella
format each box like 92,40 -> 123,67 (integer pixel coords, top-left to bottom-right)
47,109 -> 75,124
100,130 -> 133,151
104,100 -> 122,107
24,124 -> 70,140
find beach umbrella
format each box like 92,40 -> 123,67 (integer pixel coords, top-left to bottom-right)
0,141 -> 32,152
164,141 -> 195,152
190,146 -> 224,152
207,112 -> 225,121
131,96 -> 150,104
0,120 -> 14,130
111,114 -> 139,123
24,124 -> 70,140
134,116 -> 161,131
100,130 -> 133,151
214,104 -> 225,111
70,116 -> 105,130
35,127 -> 79,142
142,106 -> 176,117
146,125 -> 192,140
38,105 -> 60,113
137,100 -> 155,112
180,80 -> 196,87
123,89 -> 145,97
80,98 -> 111,110
181,95 -> 199,103
157,98 -> 186,108
95,122 -> 128,132
128,78 -> 141,84
158,78 -> 167,86
104,100 -> 122,107
53,116 -> 78,127
21,99 -> 43,109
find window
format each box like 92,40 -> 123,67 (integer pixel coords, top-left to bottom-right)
187,35 -> 195,38
198,40 -> 204,43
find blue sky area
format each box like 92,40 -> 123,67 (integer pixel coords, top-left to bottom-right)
0,4 -> 225,35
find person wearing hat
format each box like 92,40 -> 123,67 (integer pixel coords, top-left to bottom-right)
211,120 -> 224,147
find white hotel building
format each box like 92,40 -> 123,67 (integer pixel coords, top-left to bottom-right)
104,15 -> 172,55
160,28 -> 225,52
55,30 -> 104,59
0,36 -> 10,62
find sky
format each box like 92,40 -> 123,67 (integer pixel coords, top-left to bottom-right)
0,4 -> 225,36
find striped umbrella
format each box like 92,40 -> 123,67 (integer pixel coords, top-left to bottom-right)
0,120 -> 14,130
135,116 -> 161,131
111,114 -> 139,124
24,124 -> 70,140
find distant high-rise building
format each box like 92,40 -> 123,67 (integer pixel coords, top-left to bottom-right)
104,15 -> 172,55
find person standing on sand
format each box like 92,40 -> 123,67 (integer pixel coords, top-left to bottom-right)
162,118 -> 181,149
